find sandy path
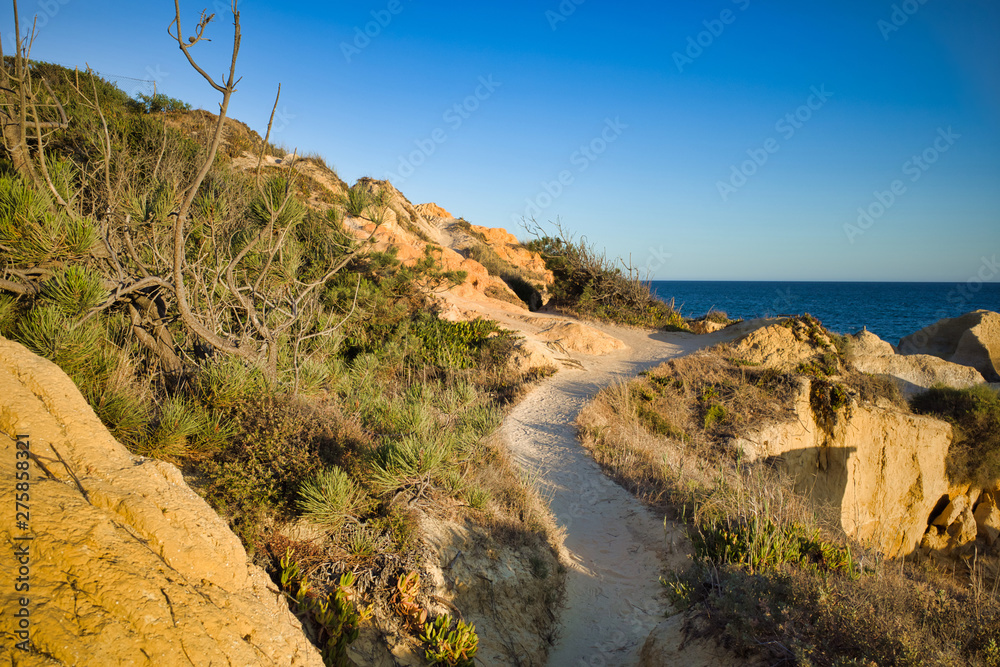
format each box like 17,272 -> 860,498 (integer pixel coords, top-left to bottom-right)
499,321 -> 753,666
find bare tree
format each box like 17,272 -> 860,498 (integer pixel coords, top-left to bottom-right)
0,0 -> 70,186
1,0 -> 388,385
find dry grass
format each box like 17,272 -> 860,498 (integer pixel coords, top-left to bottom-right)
578,338 -> 1000,666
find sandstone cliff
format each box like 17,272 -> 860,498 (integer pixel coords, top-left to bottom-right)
226,147 -> 620,372
727,321 -> 1000,558
732,376 -> 957,557
0,336 -> 322,665
899,310 -> 1000,382
848,329 -> 986,395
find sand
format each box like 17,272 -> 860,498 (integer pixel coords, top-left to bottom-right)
499,318 -> 750,665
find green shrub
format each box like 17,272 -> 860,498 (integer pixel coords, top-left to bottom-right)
298,467 -> 369,531
796,351 -> 840,378
204,397 -> 339,543
279,549 -> 370,666
0,294 -> 19,337
341,524 -> 385,558
526,229 -> 685,330
141,396 -> 207,460
249,176 -> 306,229
409,315 -> 508,370
464,487 -> 491,510
337,182 -> 389,220
703,403 -> 727,429
91,387 -> 152,452
691,514 -> 857,576
421,614 -> 479,667
16,305 -> 102,376
366,436 -> 453,493
705,310 -> 730,324
911,384 -> 1000,486
0,174 -> 98,264
196,356 -> 269,410
41,265 -> 109,317
134,92 -> 192,113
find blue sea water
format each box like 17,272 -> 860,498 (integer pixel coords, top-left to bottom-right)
649,281 -> 1000,345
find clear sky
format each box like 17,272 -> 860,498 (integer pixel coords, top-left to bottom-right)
5,0 -> 999,281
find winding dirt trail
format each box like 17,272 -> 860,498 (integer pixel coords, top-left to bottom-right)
499,322 -> 742,666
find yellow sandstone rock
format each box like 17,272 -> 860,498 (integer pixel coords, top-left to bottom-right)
0,336 -> 322,666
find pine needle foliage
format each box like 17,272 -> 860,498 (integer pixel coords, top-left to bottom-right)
298,466 -> 370,531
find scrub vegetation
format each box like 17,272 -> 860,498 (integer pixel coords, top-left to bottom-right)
525,219 -> 688,330
0,6 -> 560,660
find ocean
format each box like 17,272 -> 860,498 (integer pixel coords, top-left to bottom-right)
648,281 -> 1000,345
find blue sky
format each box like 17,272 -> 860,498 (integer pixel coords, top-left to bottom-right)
6,0 -> 999,281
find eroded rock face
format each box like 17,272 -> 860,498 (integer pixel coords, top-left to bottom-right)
414,202 -> 453,219
727,319 -> 835,372
848,330 -> 986,395
975,493 -> 1000,545
734,378 -> 957,557
341,183 -> 554,314
418,515 -> 562,667
689,318 -> 730,335
0,337 -> 322,665
470,224 -> 552,282
899,310 -> 1000,382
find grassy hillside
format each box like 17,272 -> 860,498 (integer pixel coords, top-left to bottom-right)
0,56 -> 561,663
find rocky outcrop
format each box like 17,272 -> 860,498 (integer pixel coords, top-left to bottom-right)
0,337 -> 322,665
689,317 -> 731,335
734,373 -> 1000,557
469,224 -> 552,281
339,181 -> 555,314
509,339 -> 563,374
848,330 -> 986,395
726,317 -> 836,371
504,322 -> 627,374
414,202 -> 453,219
922,486 -> 1000,554
733,377 -> 959,557
974,492 -> 1000,545
899,310 -> 1000,382
415,515 -> 562,666
722,319 -> 1000,558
